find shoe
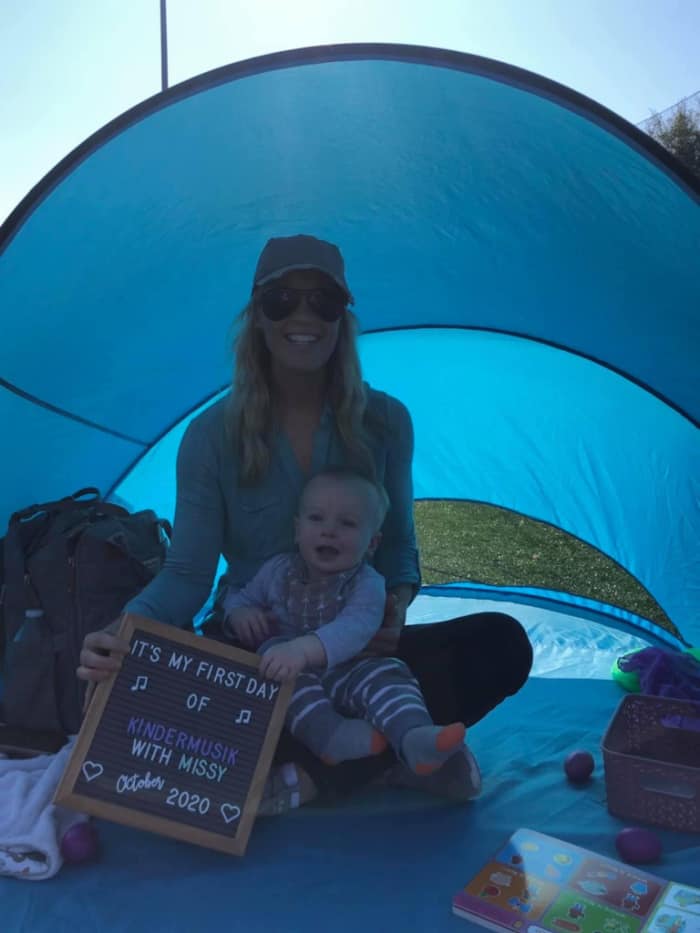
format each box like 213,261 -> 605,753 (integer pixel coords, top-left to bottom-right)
257,763 -> 319,816
387,744 -> 482,802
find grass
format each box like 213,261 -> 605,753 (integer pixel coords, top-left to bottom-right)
413,500 -> 679,637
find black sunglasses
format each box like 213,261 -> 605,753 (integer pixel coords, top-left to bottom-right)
256,285 -> 347,323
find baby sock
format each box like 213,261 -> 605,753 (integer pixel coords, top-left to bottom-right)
400,722 -> 466,775
321,719 -> 388,765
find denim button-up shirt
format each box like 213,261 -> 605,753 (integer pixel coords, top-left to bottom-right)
127,385 -> 420,627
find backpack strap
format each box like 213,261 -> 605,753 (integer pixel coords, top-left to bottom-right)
157,517 -> 173,540
9,488 -> 128,526
2,514 -> 43,645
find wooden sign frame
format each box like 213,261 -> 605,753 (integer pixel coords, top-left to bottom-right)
54,613 -> 293,855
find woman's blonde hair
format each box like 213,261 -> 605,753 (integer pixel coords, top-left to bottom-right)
227,300 -> 380,483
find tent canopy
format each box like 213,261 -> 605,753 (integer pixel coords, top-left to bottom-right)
2,45 -> 700,932
1,44 -> 698,641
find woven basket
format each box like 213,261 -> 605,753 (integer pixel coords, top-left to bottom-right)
601,693 -> 700,832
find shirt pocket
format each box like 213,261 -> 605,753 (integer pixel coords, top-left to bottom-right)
230,489 -> 293,560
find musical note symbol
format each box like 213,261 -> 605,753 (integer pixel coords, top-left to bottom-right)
234,709 -> 252,725
130,675 -> 149,692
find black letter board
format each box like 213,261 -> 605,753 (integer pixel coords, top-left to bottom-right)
55,614 -> 292,855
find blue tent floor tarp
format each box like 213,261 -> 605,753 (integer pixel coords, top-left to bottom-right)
3,594 -> 699,932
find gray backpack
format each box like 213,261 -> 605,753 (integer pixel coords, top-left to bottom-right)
0,488 -> 170,735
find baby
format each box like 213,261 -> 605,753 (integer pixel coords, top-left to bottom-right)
223,467 -> 466,774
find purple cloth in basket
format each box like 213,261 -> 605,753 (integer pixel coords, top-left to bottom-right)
618,647 -> 700,701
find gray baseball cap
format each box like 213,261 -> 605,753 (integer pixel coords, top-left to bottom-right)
252,234 -> 353,302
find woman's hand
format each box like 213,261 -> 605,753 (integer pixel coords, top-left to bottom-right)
226,606 -> 274,648
365,590 -> 410,656
77,618 -> 131,712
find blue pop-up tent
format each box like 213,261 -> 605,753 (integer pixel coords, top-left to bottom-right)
1,45 -> 698,931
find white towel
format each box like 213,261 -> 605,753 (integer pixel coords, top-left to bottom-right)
0,737 -> 88,881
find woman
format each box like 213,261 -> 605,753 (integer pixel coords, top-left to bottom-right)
78,234 -> 533,812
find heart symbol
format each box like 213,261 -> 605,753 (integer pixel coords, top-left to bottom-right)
81,761 -> 104,783
220,803 -> 241,824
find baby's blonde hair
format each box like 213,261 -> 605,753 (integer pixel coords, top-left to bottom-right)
301,467 -> 390,532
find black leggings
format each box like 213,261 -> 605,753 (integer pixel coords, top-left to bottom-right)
271,611 -> 533,798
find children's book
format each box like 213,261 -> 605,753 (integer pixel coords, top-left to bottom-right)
453,828 -> 700,933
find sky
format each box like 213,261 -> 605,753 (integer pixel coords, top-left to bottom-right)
1,0 -> 699,225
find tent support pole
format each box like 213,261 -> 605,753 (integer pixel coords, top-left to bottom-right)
160,0 -> 169,91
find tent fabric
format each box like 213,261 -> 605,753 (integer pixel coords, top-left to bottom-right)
1,44 -> 698,644
2,595 -> 699,931
1,43 -> 699,931
114,330 -> 698,641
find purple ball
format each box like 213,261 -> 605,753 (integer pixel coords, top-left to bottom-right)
564,749 -> 595,783
615,827 -> 662,865
60,822 -> 100,864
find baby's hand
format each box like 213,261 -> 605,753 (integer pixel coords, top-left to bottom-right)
259,641 -> 309,682
226,607 -> 273,649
